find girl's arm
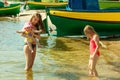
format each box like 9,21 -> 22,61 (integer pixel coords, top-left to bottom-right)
16,30 -> 28,38
99,41 -> 107,48
16,30 -> 25,34
92,35 -> 100,58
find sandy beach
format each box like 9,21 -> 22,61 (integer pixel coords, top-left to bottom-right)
0,10 -> 46,22
19,10 -> 46,21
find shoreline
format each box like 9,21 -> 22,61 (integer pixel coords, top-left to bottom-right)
0,10 -> 46,21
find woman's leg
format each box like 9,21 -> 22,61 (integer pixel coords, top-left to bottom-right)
25,69 -> 33,80
30,47 -> 36,68
24,45 -> 33,71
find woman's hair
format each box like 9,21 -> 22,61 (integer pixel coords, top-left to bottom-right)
30,13 -> 45,32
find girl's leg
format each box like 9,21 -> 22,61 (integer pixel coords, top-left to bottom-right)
90,54 -> 99,77
24,45 -> 33,71
88,58 -> 93,76
93,55 -> 99,77
94,68 -> 98,77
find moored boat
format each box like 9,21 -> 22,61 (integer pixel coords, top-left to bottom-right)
27,1 -> 68,10
0,3 -> 20,16
46,0 -> 120,36
47,9 -> 120,36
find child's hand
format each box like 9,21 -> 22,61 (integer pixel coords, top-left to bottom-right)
90,55 -> 95,60
99,41 -> 107,49
16,30 -> 20,33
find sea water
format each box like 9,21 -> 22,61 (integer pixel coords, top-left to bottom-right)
0,17 -> 120,80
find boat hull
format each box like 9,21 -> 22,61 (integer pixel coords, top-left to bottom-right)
27,2 -> 67,10
0,4 -> 20,16
47,9 -> 120,36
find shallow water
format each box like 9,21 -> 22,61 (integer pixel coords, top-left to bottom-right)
0,17 -> 120,80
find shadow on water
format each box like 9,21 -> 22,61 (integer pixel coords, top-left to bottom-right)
55,72 -> 86,80
108,62 -> 120,73
40,36 -> 74,51
100,76 -> 120,80
38,36 -> 120,80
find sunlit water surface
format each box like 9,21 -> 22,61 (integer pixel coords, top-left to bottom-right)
0,18 -> 120,80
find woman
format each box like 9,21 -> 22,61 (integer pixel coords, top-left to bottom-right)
21,13 -> 44,71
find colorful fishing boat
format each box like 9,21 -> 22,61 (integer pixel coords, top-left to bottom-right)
26,1 -> 68,10
0,3 -> 20,16
46,0 -> 120,36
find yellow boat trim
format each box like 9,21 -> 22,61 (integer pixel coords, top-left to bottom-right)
50,10 -> 120,22
27,2 -> 67,6
0,5 -> 20,10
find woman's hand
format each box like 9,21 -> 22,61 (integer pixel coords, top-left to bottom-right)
33,34 -> 40,39
33,29 -> 43,33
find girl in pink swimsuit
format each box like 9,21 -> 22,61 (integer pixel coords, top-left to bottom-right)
84,25 -> 100,77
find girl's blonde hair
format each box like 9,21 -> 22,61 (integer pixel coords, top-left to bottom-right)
84,25 -> 97,36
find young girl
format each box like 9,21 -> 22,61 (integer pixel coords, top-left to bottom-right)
84,25 -> 100,77
16,13 -> 44,71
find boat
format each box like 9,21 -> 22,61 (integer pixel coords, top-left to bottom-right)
99,1 -> 120,9
46,0 -> 120,36
0,3 -> 20,16
26,1 -> 68,10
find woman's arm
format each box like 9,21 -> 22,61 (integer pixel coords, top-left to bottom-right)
33,29 -> 43,33
33,33 -> 40,39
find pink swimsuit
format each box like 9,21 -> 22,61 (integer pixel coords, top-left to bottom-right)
90,39 -> 100,56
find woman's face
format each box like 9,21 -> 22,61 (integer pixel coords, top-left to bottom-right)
31,16 -> 40,25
